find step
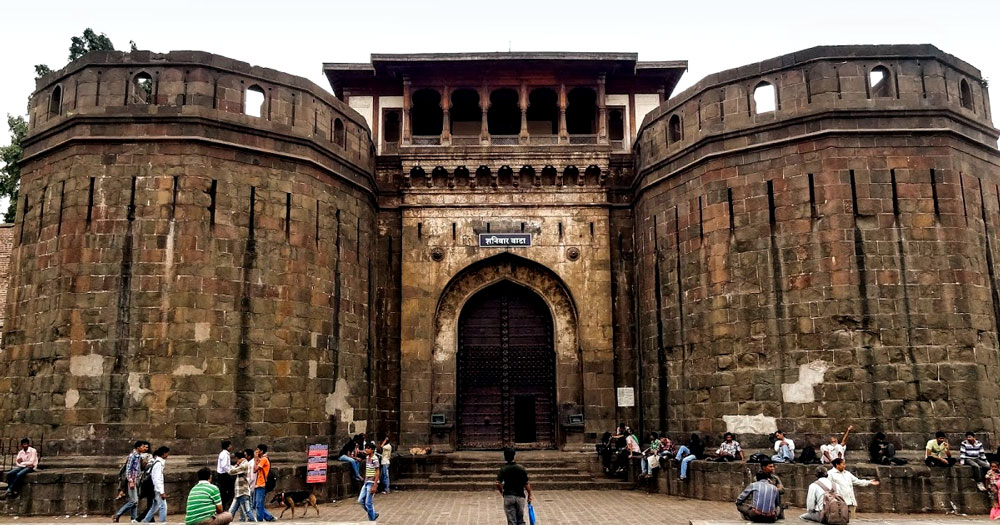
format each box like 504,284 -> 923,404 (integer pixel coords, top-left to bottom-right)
429,473 -> 595,482
437,466 -> 586,476
392,479 -> 632,491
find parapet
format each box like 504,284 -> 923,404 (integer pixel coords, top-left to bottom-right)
25,50 -> 376,192
635,44 -> 998,182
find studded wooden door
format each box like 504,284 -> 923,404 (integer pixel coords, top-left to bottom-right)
457,281 -> 556,449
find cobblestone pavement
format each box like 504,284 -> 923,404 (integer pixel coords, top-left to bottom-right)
1,490 -> 990,524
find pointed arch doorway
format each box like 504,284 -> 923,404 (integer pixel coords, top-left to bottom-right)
457,280 -> 556,449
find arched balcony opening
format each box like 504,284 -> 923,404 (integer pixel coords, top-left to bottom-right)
475,165 -> 492,188
412,89 -> 443,143
488,88 -> 520,139
752,81 -> 776,114
541,165 -> 558,186
960,79 -> 974,111
668,114 -> 682,144
527,88 -> 558,141
132,72 -> 153,104
451,88 -> 481,138
567,87 -> 597,143
869,66 -> 892,98
49,85 -> 63,117
334,118 -> 346,147
244,85 -> 265,117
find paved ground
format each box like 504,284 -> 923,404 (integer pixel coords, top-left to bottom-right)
0,490 -> 991,524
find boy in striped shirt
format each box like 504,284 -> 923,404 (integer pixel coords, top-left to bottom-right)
185,467 -> 233,525
357,442 -> 380,521
961,431 -> 990,491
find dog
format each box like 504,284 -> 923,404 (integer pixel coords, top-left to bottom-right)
270,490 -> 320,519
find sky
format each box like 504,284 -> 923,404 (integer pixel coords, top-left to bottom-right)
1,0 -> 998,156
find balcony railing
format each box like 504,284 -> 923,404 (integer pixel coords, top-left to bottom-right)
401,134 -> 604,147
412,135 -> 441,146
569,134 -> 598,145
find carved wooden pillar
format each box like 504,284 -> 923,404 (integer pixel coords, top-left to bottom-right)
519,82 -> 529,144
402,78 -> 412,146
597,74 -> 608,144
441,86 -> 451,146
480,85 -> 490,145
558,83 -> 569,144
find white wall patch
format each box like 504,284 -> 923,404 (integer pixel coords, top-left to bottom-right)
69,354 -> 104,377
723,414 -> 778,435
781,360 -> 830,403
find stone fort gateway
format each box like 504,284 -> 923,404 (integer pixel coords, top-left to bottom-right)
3,42 -> 1000,467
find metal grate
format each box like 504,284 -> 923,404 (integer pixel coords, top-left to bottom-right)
569,134 -> 598,145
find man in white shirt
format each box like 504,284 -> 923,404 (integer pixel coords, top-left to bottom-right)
216,440 -> 234,510
800,467 -> 834,522
3,438 -> 38,498
242,448 -> 256,516
821,425 -> 853,464
141,446 -> 169,522
828,458 -> 879,520
771,431 -> 795,463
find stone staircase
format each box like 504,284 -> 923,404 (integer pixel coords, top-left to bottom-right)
393,451 -> 632,491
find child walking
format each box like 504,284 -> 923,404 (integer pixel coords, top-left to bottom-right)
357,442 -> 380,521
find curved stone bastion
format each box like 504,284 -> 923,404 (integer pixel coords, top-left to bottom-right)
1,50 -> 379,455
632,44 -> 1000,448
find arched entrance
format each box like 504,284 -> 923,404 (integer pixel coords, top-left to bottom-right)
457,281 -> 556,449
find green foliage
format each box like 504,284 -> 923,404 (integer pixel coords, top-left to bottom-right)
33,64 -> 52,78
68,28 -> 114,62
0,115 -> 27,223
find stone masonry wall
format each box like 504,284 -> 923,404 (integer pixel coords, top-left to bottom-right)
1,50 -> 381,455
633,45 -> 1000,448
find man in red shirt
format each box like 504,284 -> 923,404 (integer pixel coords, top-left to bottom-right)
253,444 -> 276,522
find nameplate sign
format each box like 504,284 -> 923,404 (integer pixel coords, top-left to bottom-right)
478,233 -> 532,247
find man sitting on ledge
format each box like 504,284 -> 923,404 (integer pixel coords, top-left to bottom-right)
736,471 -> 780,523
2,438 -> 37,499
771,431 -> 795,463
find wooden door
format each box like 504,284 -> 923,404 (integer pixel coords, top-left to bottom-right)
457,281 -> 555,449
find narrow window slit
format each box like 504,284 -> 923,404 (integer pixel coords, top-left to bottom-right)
86,177 -> 95,228
930,169 -> 940,217
285,193 -> 292,240
698,196 -> 704,240
248,186 -> 256,238
959,173 -> 968,225
417,222 -> 422,239
127,177 -> 137,222
808,173 -> 817,220
37,186 -> 47,239
170,176 -> 178,221
208,179 -> 217,230
849,170 -> 860,218
767,181 -> 777,226
890,169 -> 900,218
315,200 -> 320,246
727,187 -> 735,232
589,222 -> 594,238
452,222 -> 456,240
57,181 -> 65,236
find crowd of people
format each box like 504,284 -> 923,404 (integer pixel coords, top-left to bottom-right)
110,439 -> 274,524
598,424 -> 1000,522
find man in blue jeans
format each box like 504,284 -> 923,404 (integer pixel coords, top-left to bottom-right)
253,444 -> 276,522
113,441 -> 148,523
771,431 -> 795,463
338,437 -> 363,481
357,442 -> 380,521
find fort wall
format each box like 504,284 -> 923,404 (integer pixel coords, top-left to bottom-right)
1,51 -> 380,454
633,45 -> 1000,447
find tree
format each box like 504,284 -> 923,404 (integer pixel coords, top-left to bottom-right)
35,28 -> 117,80
0,116 -> 27,223
6,29 -> 132,221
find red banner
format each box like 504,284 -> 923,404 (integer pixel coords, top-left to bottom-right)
307,444 -> 328,484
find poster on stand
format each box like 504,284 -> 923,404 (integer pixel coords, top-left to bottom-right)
307,443 -> 328,483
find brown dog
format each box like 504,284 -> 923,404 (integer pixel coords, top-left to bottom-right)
270,490 -> 320,518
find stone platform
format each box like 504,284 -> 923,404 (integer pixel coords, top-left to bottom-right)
650,455 -> 991,515
0,452 -> 357,516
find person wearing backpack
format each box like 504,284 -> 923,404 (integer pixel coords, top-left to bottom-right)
113,440 -> 148,523
253,444 -> 276,522
800,467 -> 843,523
827,458 -> 880,520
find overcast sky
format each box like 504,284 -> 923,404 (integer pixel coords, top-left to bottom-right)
1,0 -> 997,148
